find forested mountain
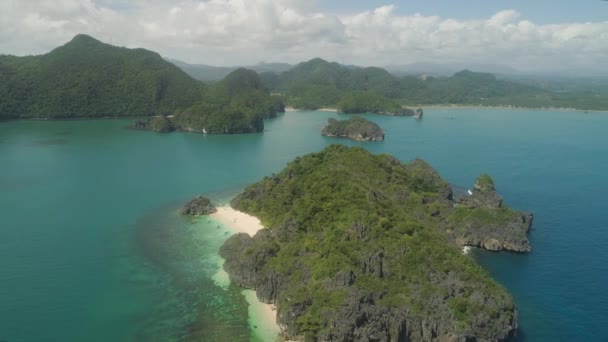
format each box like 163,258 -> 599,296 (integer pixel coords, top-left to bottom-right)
0,35 -> 283,133
172,68 -> 284,134
0,34 -> 203,120
261,58 -> 608,111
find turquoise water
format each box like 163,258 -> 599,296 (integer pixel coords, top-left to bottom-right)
1,109 -> 607,341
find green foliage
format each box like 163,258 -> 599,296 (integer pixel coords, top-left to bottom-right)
263,58 -> 608,110
336,92 -> 408,114
172,68 -> 282,133
132,116 -> 174,132
322,116 -> 384,141
476,174 -> 495,190
0,34 -> 202,119
230,145 -> 515,338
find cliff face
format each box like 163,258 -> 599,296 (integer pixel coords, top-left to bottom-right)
220,145 -> 531,341
450,175 -> 533,252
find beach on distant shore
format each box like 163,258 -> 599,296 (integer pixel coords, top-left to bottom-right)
420,104 -> 608,113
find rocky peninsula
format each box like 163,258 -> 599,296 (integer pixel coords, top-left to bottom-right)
219,145 -> 532,341
451,175 -> 533,252
322,116 -> 384,142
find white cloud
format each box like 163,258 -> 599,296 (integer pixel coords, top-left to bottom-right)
0,0 -> 607,74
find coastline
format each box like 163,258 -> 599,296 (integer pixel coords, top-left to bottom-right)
210,205 -> 281,341
284,106 -> 338,113
418,104 -> 608,113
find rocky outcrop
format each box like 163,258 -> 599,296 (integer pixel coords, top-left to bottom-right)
451,175 -> 533,252
415,108 -> 424,119
132,116 -> 175,133
322,116 -> 384,142
180,196 -> 217,216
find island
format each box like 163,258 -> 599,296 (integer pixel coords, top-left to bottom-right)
322,116 -> 384,141
219,145 -> 532,341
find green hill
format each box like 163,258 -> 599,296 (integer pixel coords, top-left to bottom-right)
220,145 -> 532,340
172,68 -> 284,134
0,34 -> 203,120
262,58 -> 608,111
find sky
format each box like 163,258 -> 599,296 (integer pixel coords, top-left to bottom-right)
0,0 -> 607,74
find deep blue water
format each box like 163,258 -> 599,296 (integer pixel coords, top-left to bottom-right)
0,109 -> 607,341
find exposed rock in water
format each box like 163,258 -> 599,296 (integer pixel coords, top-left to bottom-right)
451,174 -> 533,252
321,116 -> 384,142
132,116 -> 175,133
181,196 -> 217,216
218,145 -> 530,341
415,108 -> 424,119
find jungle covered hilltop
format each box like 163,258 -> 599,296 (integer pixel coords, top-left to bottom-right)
220,145 -> 532,341
0,35 -> 283,134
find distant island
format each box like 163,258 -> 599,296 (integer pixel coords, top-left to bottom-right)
249,58 -> 608,111
2,33 -> 605,132
219,145 -> 532,341
322,116 -> 384,141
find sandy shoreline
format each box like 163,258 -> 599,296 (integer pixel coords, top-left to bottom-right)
419,104 -> 608,113
210,205 -> 281,341
284,106 -> 338,113
210,205 -> 265,237
283,105 -> 607,114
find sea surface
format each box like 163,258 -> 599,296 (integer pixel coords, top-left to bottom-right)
0,109 -> 607,341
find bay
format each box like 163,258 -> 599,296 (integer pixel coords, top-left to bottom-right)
0,109 -> 606,341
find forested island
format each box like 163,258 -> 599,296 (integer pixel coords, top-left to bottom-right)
220,145 -> 532,341
0,34 -> 283,134
322,116 -> 384,141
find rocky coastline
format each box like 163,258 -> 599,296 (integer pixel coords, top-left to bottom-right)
219,145 -> 532,341
321,116 -> 384,142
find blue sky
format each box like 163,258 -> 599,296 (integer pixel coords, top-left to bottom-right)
321,0 -> 608,23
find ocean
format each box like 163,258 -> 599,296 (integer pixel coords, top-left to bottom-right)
0,109 -> 606,341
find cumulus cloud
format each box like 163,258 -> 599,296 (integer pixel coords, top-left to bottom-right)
0,0 -> 607,74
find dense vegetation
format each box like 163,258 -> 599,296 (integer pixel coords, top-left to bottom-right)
0,34 -> 284,134
0,34 -> 202,120
133,116 -> 175,133
337,92 -> 415,115
221,145 -> 532,341
172,68 -> 284,133
258,58 -> 608,111
322,116 -> 384,141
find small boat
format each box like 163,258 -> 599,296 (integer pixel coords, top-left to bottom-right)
467,190 -> 473,195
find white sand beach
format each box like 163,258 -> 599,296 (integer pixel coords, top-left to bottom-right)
243,290 -> 281,342
210,206 -> 281,341
318,108 -> 338,112
210,205 -> 265,237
